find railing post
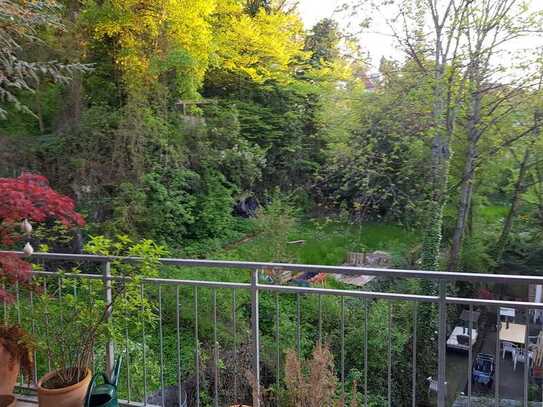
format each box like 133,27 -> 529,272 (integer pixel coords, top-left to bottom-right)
495,308 -> 501,405
251,268 -> 261,407
437,280 -> 447,407
524,308 -> 529,407
103,261 -> 114,377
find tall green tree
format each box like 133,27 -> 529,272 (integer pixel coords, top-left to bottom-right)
0,0 -> 87,119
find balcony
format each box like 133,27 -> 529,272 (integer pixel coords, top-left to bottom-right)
3,251 -> 543,407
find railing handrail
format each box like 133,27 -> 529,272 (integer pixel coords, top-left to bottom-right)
3,250 -> 543,284
25,269 -> 543,309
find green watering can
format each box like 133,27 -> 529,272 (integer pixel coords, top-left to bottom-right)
85,356 -> 122,407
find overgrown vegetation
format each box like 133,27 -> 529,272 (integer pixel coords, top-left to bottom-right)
3,0 -> 543,405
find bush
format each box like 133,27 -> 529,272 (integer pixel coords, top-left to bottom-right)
110,169 -> 236,247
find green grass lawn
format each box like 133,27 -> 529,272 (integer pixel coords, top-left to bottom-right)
161,219 -> 419,288
223,219 -> 418,267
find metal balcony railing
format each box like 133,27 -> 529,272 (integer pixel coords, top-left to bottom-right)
3,251 -> 543,407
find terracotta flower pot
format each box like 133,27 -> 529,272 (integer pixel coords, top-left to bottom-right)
37,368 -> 92,407
0,395 -> 16,407
0,342 -> 20,395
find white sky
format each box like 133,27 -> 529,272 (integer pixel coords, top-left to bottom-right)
297,0 -> 543,75
297,0 -> 403,70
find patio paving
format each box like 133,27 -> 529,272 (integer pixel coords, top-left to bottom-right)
471,329 -> 526,400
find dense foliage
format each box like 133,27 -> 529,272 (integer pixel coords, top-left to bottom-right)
2,0 -> 543,405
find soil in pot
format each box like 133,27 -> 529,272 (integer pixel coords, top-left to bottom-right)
0,342 -> 20,395
37,368 -> 91,407
0,395 -> 16,407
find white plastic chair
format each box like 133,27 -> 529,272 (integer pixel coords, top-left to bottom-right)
502,341 -> 518,359
513,349 -> 533,371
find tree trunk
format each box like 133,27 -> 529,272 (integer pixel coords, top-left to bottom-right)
421,26 -> 450,271
494,146 -> 531,263
447,140 -> 476,272
447,82 -> 482,273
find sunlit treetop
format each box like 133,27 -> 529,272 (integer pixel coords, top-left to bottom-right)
84,0 -> 216,97
212,1 -> 308,83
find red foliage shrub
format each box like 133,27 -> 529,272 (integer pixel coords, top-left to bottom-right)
0,172 -> 85,303
478,287 -> 494,300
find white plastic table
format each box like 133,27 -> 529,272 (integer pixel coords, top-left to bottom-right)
499,323 -> 527,345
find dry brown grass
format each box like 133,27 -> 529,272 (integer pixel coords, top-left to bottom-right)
244,343 -> 360,406
284,344 -> 338,407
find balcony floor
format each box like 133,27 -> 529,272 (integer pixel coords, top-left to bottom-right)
14,395 -> 37,406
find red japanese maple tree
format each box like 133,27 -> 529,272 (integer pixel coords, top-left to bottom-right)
0,173 -> 85,303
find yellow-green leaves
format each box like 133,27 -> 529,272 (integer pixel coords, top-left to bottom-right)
84,0 -> 215,97
82,0 -> 311,96
212,1 -> 308,83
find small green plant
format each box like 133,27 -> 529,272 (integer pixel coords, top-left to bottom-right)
253,193 -> 298,262
33,235 -> 166,389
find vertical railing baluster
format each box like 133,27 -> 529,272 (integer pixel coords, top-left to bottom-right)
176,286 -> 181,407
140,283 -> 148,405
103,261 -> 114,376
15,281 -> 21,324
341,296 -> 345,399
158,285 -> 165,407
412,303 -> 417,407
73,279 -> 77,297
30,290 -> 37,384
495,307 -> 500,405
467,304 -> 473,407
388,302 -> 392,407
296,293 -> 301,356
124,288 -> 131,403
73,275 -> 79,379
275,292 -> 280,407
58,276 -> 65,368
364,299 -> 368,407
213,288 -> 219,407
437,281 -> 447,407
73,277 -> 79,375
43,279 -> 51,372
524,308 -> 529,407
318,294 -> 322,346
232,288 -> 238,403
194,286 -> 200,407
89,278 -> 96,374
16,283 -> 23,385
2,283 -> 6,324
251,269 -> 261,407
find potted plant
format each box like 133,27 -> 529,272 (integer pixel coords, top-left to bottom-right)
0,395 -> 16,407
0,325 -> 35,395
33,235 -> 164,407
0,173 -> 85,400
34,290 -> 104,407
